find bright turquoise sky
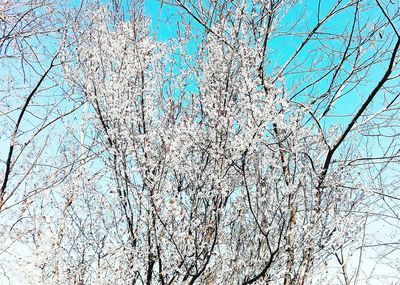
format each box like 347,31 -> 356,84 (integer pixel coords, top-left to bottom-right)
3,0 -> 399,172
2,0 -> 398,171
142,0 -> 399,148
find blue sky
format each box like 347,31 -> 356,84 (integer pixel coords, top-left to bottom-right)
2,0 -> 399,175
